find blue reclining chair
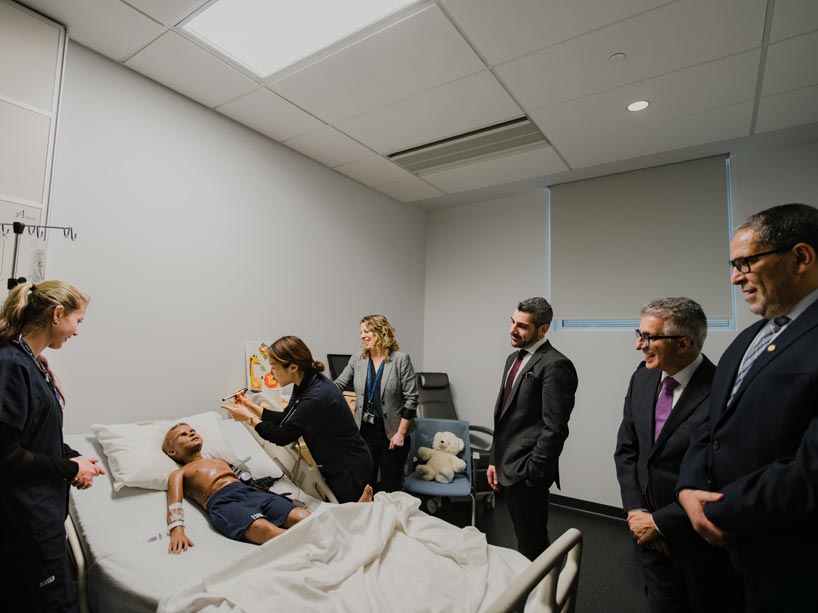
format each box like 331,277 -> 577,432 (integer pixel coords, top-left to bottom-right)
415,372 -> 495,510
403,417 -> 476,526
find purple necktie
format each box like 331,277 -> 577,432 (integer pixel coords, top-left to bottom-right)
654,376 -> 679,441
502,349 -> 527,406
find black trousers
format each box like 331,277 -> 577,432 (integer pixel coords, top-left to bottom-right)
1,531 -> 78,613
366,436 -> 411,493
635,540 -> 743,613
504,479 -> 551,561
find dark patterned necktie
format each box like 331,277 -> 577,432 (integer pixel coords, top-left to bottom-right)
502,349 -> 528,406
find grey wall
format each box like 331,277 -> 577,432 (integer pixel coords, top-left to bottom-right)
44,43 -> 427,433
423,142 -> 818,507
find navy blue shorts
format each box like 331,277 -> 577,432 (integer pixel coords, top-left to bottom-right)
207,482 -> 296,541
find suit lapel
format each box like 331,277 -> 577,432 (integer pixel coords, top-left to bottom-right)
724,300 -> 818,417
498,341 -> 549,421
651,357 -> 714,453
634,368 -> 661,451
380,357 -> 394,395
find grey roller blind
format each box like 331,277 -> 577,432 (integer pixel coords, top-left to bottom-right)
550,156 -> 732,322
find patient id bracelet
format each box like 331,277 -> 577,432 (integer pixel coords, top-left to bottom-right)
168,502 -> 184,530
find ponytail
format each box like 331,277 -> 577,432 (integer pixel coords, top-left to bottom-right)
0,280 -> 88,346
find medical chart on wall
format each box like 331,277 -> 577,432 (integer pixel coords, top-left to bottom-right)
244,341 -> 290,404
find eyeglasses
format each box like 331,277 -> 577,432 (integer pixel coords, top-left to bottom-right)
634,330 -> 684,348
729,245 -> 793,273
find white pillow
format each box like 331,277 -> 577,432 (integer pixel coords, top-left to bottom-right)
91,411 -> 250,492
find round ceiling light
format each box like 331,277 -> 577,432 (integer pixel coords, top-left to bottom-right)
627,100 -> 650,112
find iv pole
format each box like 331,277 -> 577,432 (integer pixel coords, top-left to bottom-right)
2,221 -> 78,290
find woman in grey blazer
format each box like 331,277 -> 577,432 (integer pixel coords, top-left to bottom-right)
334,315 -> 418,492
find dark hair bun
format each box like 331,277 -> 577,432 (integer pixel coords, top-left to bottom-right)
312,360 -> 325,373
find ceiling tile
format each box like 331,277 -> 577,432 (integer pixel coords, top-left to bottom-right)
556,101 -> 753,168
532,50 -> 759,145
769,0 -> 818,42
283,127 -> 373,167
422,145 -> 568,193
21,0 -> 165,62
125,31 -> 259,108
375,177 -> 444,203
756,84 -> 818,132
269,5 -> 485,123
334,155 -> 414,187
443,0 -> 671,66
217,88 -> 324,142
496,0 -> 766,112
761,30 -> 818,96
335,71 -> 522,154
125,0 -> 207,27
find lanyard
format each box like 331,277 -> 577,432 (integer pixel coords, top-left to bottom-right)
14,336 -> 64,407
365,359 -> 385,411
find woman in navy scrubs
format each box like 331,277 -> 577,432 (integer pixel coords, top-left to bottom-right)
222,336 -> 372,503
0,281 -> 105,611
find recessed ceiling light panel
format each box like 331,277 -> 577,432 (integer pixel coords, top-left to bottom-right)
183,0 -> 420,78
626,100 -> 650,112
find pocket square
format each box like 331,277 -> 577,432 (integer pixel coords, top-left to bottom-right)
523,371 -> 535,379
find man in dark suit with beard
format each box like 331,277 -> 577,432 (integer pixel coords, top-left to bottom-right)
487,297 -> 577,560
615,297 -> 742,613
678,203 -> 818,612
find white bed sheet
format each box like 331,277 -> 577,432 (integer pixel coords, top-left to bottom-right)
68,422 -> 529,612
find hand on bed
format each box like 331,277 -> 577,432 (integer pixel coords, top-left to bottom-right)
71,456 -> 106,489
168,527 -> 194,554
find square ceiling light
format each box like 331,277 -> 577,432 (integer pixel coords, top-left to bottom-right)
182,0 -> 420,78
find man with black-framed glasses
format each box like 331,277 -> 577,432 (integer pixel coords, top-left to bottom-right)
677,203 -> 818,612
615,298 -> 742,613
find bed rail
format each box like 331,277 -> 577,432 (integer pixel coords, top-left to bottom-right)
484,528 -> 583,613
65,515 -> 90,613
241,422 -> 339,504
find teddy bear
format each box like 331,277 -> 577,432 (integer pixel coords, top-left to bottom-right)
415,431 -> 467,483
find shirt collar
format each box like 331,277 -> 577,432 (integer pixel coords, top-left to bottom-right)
520,335 -> 548,356
662,352 -> 703,389
781,285 -> 818,322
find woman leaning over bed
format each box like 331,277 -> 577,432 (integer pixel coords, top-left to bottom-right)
333,315 -> 418,493
222,336 -> 372,503
0,281 -> 105,612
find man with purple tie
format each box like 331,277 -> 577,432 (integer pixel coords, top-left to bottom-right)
615,297 -> 742,613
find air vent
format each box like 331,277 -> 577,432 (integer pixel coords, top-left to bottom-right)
387,117 -> 549,174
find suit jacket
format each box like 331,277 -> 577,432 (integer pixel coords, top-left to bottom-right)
489,340 -> 577,489
677,297 -> 818,571
614,356 -> 715,540
334,351 -> 418,439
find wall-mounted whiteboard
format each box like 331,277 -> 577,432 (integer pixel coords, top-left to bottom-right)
0,0 -> 66,295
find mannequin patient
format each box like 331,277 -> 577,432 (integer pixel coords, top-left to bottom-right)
161,423 -> 372,554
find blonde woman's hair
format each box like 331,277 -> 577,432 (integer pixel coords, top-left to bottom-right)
360,314 -> 399,360
0,280 -> 88,346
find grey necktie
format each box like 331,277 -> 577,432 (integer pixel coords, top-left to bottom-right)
727,316 -> 790,405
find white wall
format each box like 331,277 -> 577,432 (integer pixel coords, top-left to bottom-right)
44,43 -> 426,433
423,141 -> 818,507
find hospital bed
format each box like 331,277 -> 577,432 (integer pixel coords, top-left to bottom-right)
65,414 -> 580,612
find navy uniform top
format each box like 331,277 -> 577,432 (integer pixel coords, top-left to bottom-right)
255,372 -> 373,503
0,342 -> 78,549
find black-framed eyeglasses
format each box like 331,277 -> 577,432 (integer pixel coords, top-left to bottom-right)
634,330 -> 684,348
729,245 -> 794,273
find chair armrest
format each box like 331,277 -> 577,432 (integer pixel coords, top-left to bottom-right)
469,425 -> 494,437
